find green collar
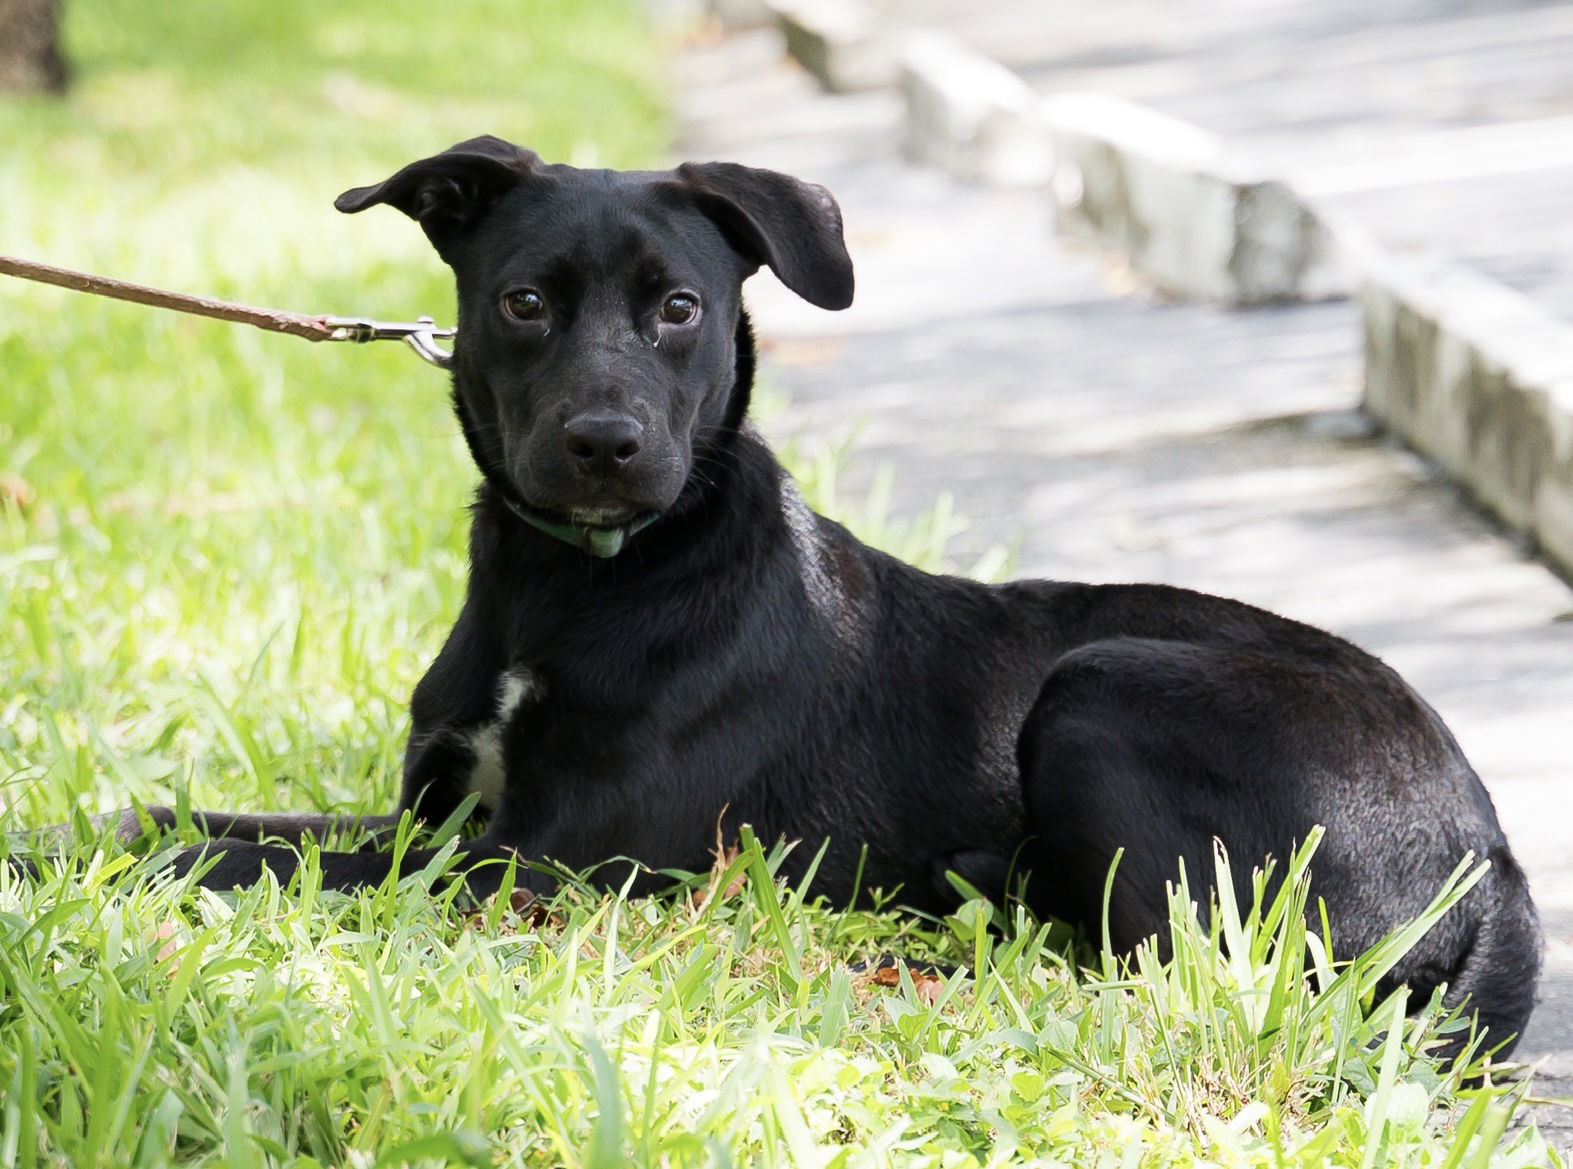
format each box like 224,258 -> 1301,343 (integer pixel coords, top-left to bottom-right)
502,496 -> 661,558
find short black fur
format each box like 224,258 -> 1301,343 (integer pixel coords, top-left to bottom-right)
39,138 -> 1541,1060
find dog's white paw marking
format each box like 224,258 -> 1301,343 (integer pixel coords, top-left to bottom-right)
465,667 -> 542,809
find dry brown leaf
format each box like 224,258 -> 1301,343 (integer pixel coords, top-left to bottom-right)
692,810 -> 744,911
853,960 -> 947,1006
715,844 -> 745,897
150,922 -> 183,977
913,972 -> 945,1006
466,885 -> 560,933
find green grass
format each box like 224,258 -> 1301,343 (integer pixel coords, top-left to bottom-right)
1,823 -> 1556,1166
0,2 -> 1559,1165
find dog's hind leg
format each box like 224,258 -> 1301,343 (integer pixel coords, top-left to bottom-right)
15,806 -> 404,855
1016,636 -> 1538,1060
166,834 -> 542,899
178,809 -> 404,848
929,849 -> 1014,906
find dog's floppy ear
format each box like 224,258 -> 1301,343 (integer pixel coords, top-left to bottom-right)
678,162 -> 854,311
335,136 -> 540,260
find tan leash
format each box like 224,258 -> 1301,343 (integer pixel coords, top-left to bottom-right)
0,253 -> 455,368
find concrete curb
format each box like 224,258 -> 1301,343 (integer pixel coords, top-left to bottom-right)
761,5 -> 1573,572
765,0 -> 895,92
1039,93 -> 1354,306
797,10 -> 1573,575
899,31 -> 1053,188
879,22 -> 1573,578
1362,259 -> 1573,578
889,35 -> 1352,303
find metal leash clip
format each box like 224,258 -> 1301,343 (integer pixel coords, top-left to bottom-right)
323,315 -> 456,369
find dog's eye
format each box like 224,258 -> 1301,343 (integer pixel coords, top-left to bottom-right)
502,289 -> 546,322
660,293 -> 699,325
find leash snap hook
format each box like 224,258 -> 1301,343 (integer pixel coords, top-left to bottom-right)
405,318 -> 455,370
323,315 -> 455,369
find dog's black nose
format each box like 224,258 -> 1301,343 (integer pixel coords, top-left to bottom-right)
564,410 -> 643,474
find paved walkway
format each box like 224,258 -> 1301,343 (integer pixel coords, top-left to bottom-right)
817,0 -> 1573,319
676,15 -> 1573,1146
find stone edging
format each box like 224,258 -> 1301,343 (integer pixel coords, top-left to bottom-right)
1036,91 -> 1352,307
1363,259 -> 1573,577
762,10 -> 1573,580
896,34 -> 1351,305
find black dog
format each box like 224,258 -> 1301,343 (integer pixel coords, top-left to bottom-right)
44,137 -> 1540,1056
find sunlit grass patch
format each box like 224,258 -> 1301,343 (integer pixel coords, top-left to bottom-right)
0,828 -> 1553,1165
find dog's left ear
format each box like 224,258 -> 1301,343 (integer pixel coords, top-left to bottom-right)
334,135 -> 540,262
678,162 -> 854,311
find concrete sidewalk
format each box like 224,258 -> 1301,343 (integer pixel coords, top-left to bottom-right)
675,19 -> 1573,1148
768,0 -> 1573,318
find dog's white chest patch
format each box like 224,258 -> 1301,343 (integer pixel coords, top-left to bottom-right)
465,667 -> 541,809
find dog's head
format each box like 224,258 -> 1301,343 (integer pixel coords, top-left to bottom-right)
336,136 -> 852,551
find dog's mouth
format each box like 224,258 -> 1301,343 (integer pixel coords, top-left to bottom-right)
501,493 -> 663,558
564,504 -> 644,526
514,495 -> 649,528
